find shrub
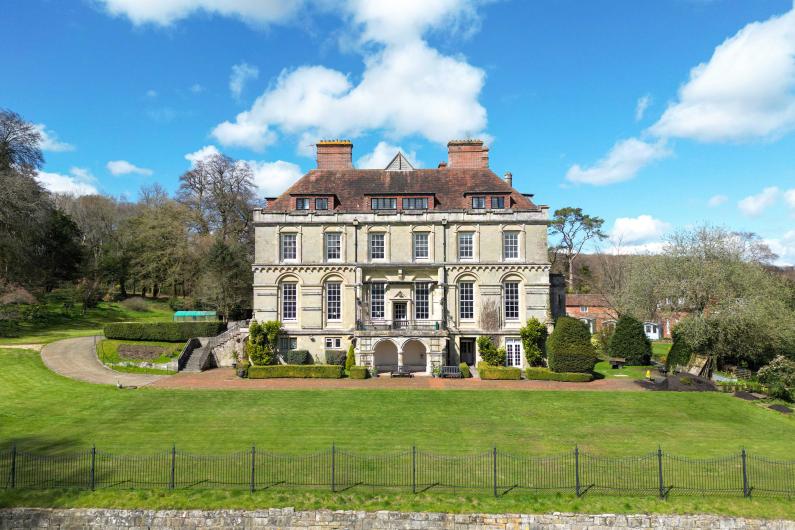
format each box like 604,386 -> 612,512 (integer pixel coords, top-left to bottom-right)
282,350 -> 311,365
247,320 -> 282,366
608,316 -> 652,366
520,318 -> 548,366
546,316 -> 597,373
345,344 -> 356,371
236,358 -> 250,378
325,349 -> 346,366
247,364 -> 343,379
459,362 -> 471,378
120,296 -> 149,312
758,355 -> 795,402
104,321 -> 225,342
666,327 -> 693,370
348,366 -> 369,379
525,367 -> 592,382
477,362 -> 521,380
477,336 -> 506,366
591,326 -> 614,358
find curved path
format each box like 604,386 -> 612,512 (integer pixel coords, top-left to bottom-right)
41,336 -> 165,386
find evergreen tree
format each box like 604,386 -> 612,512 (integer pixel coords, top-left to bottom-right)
608,315 -> 652,366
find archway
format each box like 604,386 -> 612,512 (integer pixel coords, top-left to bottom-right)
372,340 -> 399,373
402,340 -> 427,372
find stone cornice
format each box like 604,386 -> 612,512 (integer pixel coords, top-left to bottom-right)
252,265 -> 357,274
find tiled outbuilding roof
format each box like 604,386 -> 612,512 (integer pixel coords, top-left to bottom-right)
263,168 -> 538,212
565,294 -> 610,307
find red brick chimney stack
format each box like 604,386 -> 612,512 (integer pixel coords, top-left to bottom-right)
447,139 -> 489,168
316,140 -> 353,170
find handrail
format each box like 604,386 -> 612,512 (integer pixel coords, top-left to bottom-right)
356,319 -> 445,331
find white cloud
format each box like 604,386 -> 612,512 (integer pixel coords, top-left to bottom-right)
106,160 -> 153,176
764,230 -> 795,266
635,94 -> 652,121
649,8 -> 795,142
784,188 -> 795,209
146,89 -> 158,98
738,186 -> 779,216
35,167 -> 98,196
610,215 -> 671,244
356,141 -> 419,168
185,145 -> 221,167
211,2 -> 487,152
34,124 -> 75,152
229,62 -> 259,99
565,138 -> 671,185
248,160 -> 303,197
95,0 -> 301,26
707,194 -> 728,207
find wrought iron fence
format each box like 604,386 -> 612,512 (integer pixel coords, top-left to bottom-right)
1,444 -> 793,498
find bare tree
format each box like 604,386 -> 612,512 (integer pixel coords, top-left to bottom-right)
0,109 -> 44,173
549,207 -> 607,290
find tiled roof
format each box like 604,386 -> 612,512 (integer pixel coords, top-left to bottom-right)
264,168 -> 538,212
565,293 -> 610,307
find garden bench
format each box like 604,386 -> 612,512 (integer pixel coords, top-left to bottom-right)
438,366 -> 462,378
609,357 -> 627,369
391,366 -> 413,377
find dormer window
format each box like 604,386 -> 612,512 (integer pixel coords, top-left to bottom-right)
315,197 -> 329,210
402,197 -> 428,210
371,197 -> 397,210
296,198 -> 310,210
491,196 -> 505,209
471,196 -> 486,209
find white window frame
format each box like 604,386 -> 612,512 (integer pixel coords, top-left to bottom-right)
325,282 -> 341,321
505,338 -> 522,367
503,231 -> 519,260
325,337 -> 342,349
369,232 -> 385,260
281,283 -> 297,321
325,232 -> 341,261
458,232 -> 474,260
415,282 -> 430,320
504,281 -> 520,321
370,282 -> 386,320
280,233 -> 297,262
413,232 -> 429,260
459,282 -> 474,320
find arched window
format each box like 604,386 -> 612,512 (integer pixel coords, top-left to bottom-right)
280,282 -> 298,321
325,281 -> 341,321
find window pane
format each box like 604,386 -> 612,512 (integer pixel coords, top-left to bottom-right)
326,282 -> 341,320
503,232 -> 519,259
371,197 -> 397,210
402,197 -> 428,210
491,196 -> 505,209
506,338 -> 522,366
281,234 -> 297,261
458,232 -> 473,259
325,233 -> 341,260
281,283 -> 297,320
415,282 -> 430,320
369,233 -> 385,259
459,282 -> 474,319
504,282 -> 519,320
370,283 -> 385,319
315,198 -> 329,210
472,196 -> 486,209
296,198 -> 309,210
413,232 -> 429,259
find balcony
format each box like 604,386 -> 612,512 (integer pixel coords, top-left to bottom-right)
356,319 -> 445,332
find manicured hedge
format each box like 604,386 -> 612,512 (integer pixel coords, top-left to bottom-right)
104,321 -> 225,341
666,328 -> 692,370
248,364 -> 343,379
282,349 -> 312,365
477,362 -> 521,380
325,350 -> 346,366
460,362 -> 471,378
525,367 -> 593,382
608,315 -> 651,366
348,366 -> 369,379
547,316 -> 597,373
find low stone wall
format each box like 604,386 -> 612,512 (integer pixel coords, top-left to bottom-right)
1,508 -> 793,529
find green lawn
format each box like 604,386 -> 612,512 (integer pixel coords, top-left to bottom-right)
0,298 -> 173,345
593,361 -> 652,380
652,341 -> 672,360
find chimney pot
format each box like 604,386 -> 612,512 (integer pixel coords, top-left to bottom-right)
447,139 -> 489,168
504,171 -> 513,187
316,140 -> 353,170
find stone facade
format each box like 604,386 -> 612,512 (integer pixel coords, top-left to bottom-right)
2,508 -> 793,529
253,140 -> 560,373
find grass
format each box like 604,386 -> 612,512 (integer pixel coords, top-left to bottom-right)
96,338 -> 184,365
1,348 -> 794,458
593,361 -> 652,381
0,298 -> 173,346
652,341 -> 672,360
2,489 -> 795,519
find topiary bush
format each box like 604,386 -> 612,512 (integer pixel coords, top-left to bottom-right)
247,364 -> 343,379
348,366 -> 369,379
104,321 -> 225,342
477,336 -> 506,366
666,326 -> 693,371
282,349 -> 311,365
525,367 -> 593,382
520,317 -> 548,367
459,362 -> 471,378
608,316 -> 652,366
247,320 -> 282,366
325,349 -> 346,366
345,343 -> 356,372
477,362 -> 521,380
546,316 -> 597,373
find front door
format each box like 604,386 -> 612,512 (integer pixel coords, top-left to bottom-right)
505,338 -> 522,367
460,338 -> 475,366
393,302 -> 407,329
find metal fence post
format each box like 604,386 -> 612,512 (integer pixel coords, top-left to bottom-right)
250,445 -> 256,493
742,448 -> 749,498
574,445 -> 581,497
10,443 -> 16,489
331,443 -> 336,493
170,444 -> 176,490
90,445 -> 96,491
412,445 -> 416,494
657,447 -> 664,499
493,446 -> 498,498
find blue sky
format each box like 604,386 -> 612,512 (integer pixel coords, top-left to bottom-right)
3,0 -> 795,263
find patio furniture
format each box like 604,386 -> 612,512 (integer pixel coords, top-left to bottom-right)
439,365 -> 462,378
391,366 -> 413,378
609,357 -> 627,369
